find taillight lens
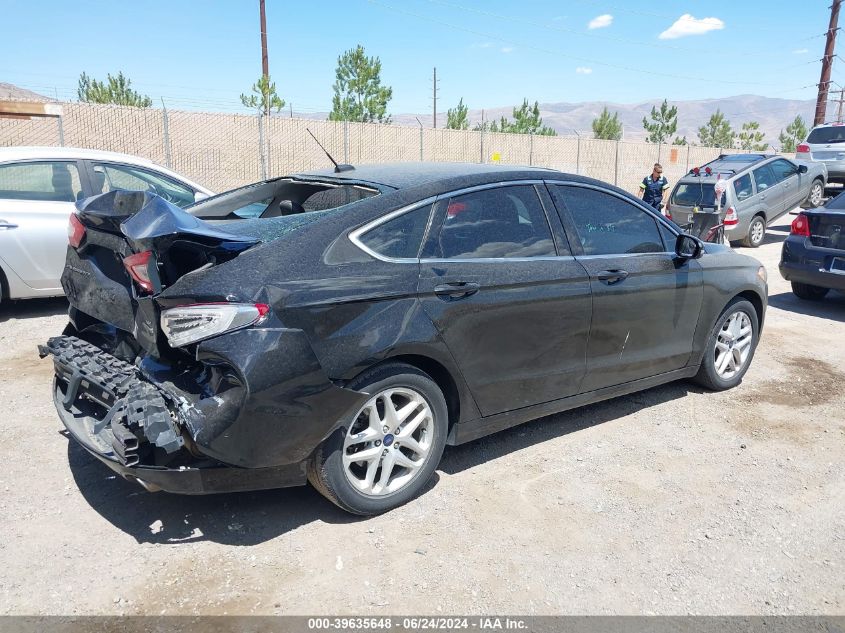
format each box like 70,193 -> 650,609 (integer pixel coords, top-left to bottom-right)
724,207 -> 738,226
68,214 -> 86,248
123,251 -> 155,294
796,143 -> 810,154
790,213 -> 811,237
160,303 -> 270,347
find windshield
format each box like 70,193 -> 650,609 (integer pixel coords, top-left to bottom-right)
807,126 -> 845,144
671,183 -> 725,208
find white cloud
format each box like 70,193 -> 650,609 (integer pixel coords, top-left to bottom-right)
793,48 -> 809,54
501,46 -> 514,53
588,14 -> 613,29
472,42 -> 494,49
658,14 -> 724,39
576,67 -> 593,74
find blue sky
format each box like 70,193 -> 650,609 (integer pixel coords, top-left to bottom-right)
0,0 -> 833,115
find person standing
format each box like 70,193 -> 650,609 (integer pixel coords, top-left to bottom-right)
639,163 -> 669,212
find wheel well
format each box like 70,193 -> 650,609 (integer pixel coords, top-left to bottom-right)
0,264 -> 8,302
386,354 -> 461,430
736,290 -> 764,329
753,211 -> 766,222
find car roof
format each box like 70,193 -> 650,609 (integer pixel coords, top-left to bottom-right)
677,154 -> 779,182
297,161 -> 559,190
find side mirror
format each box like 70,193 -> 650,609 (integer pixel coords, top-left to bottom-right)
798,164 -> 808,174
675,233 -> 704,259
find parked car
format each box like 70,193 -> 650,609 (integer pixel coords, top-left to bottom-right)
795,121 -> 845,185
40,163 -> 768,515
667,154 -> 826,248
0,146 -> 212,303
780,191 -> 845,300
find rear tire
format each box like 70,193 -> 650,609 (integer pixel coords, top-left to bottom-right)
802,179 -> 825,208
741,216 -> 766,248
791,281 -> 829,301
307,362 -> 448,515
693,298 -> 759,391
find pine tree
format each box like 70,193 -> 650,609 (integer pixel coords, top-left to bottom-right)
592,107 -> 623,140
77,72 -> 152,108
697,110 -> 735,148
778,115 -> 808,153
446,98 -> 469,130
642,99 -> 678,144
240,76 -> 285,116
328,45 -> 393,123
737,121 -> 768,151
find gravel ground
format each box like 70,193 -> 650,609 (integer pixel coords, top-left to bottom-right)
0,219 -> 843,616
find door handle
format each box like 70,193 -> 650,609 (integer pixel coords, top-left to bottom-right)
597,269 -> 629,285
760,194 -> 767,199
434,281 -> 480,300
0,219 -> 18,230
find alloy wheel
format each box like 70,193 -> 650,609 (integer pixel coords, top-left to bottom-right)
714,311 -> 753,380
342,387 -> 434,496
810,182 -> 823,206
750,219 -> 765,246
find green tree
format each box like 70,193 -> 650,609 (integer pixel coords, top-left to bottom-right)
697,110 -> 735,148
502,100 -> 557,135
642,99 -> 678,144
737,121 -> 769,151
446,98 -> 469,130
592,107 -> 623,140
240,75 -> 285,115
328,45 -> 393,123
77,71 -> 152,107
672,136 -> 688,145
778,115 -> 808,153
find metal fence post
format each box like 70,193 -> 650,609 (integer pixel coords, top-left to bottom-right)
614,139 -> 620,186
161,103 -> 172,168
258,114 -> 267,180
529,133 -> 534,166
685,143 -> 690,172
343,120 -> 349,164
657,142 -> 662,165
57,115 -> 65,147
576,135 -> 581,175
416,117 -> 423,161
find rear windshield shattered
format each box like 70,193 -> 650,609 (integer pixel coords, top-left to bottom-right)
218,206 -> 346,242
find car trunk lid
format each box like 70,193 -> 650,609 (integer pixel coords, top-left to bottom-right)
64,191 -> 261,357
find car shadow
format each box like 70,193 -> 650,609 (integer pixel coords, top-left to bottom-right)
768,289 -> 845,322
440,379 -> 699,475
67,379 -> 697,545
0,297 -> 67,323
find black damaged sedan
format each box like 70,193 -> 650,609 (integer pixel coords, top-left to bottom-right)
41,163 -> 768,515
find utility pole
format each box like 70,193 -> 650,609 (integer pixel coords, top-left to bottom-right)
260,0 -> 270,117
815,0 -> 841,126
432,67 -> 438,128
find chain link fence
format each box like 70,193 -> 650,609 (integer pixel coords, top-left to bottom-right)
1,101 -> 776,194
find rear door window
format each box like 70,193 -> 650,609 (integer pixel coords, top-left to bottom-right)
430,185 -> 556,259
0,161 -> 82,202
92,162 -> 196,208
752,164 -> 778,192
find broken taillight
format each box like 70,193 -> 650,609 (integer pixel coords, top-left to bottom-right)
790,213 -> 811,237
160,303 -> 270,347
68,214 -> 86,248
123,251 -> 155,294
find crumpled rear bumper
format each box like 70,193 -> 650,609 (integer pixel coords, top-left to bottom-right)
39,335 -> 310,494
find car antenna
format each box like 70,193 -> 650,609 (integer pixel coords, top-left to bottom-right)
306,128 -> 354,173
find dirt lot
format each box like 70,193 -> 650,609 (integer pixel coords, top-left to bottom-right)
0,219 -> 843,616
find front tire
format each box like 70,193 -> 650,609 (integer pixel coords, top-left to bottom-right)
693,298 -> 759,391
791,281 -> 829,301
741,216 -> 766,248
307,362 -> 448,515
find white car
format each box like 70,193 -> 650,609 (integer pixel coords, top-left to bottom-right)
0,146 -> 213,303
